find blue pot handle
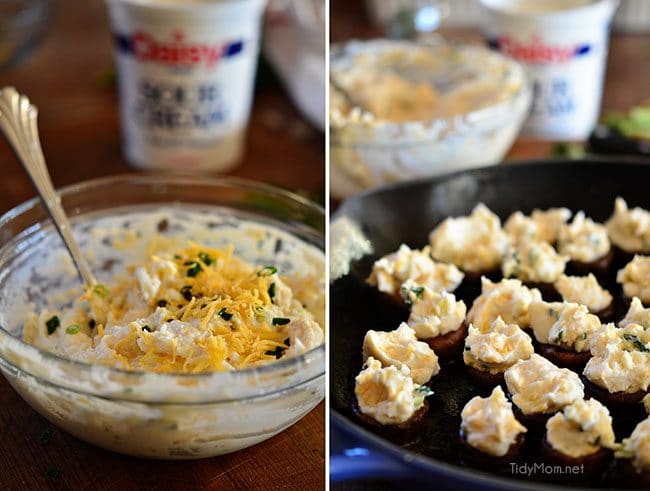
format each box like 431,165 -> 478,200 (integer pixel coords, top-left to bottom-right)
330,446 -> 412,482
330,417 -> 412,481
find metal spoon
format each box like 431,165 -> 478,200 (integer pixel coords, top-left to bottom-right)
0,86 -> 96,287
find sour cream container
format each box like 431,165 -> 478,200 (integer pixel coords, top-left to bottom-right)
106,0 -> 267,171
480,0 -> 619,140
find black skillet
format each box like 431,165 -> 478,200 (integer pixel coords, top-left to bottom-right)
330,159 -> 650,489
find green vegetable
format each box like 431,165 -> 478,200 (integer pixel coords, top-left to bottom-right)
198,252 -> 213,266
414,385 -> 434,397
185,261 -> 202,277
623,333 -> 649,352
268,282 -> 276,302
46,316 -> 60,335
257,265 -> 278,277
157,299 -> 168,307
93,284 -> 109,298
88,319 -> 96,329
65,325 -> 80,335
272,317 -> 290,326
141,325 -> 153,332
218,308 -> 233,321
180,285 -> 193,301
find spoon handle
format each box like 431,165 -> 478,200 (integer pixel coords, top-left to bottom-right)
0,87 -> 96,287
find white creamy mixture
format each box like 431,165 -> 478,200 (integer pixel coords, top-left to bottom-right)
617,417 -> 650,474
584,322 -> 650,394
529,301 -> 601,352
404,281 -> 466,339
461,386 -> 526,457
505,354 -> 584,415
618,255 -> 650,303
502,239 -> 568,284
429,204 -> 508,273
463,316 -> 534,374
354,357 -> 431,425
504,208 -> 571,244
467,277 -> 542,331
620,297 -> 650,329
554,274 -> 612,314
12,207 -> 325,373
546,399 -> 616,458
606,197 -> 650,253
367,244 -> 464,296
557,211 -> 611,263
362,323 -> 439,385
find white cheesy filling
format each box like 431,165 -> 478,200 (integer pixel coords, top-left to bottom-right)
428,204 -> 508,273
584,322 -> 650,394
557,211 -> 611,263
505,354 -> 584,415
502,239 -> 568,284
461,386 -> 527,457
617,417 -> 650,474
606,197 -> 650,254
362,323 -> 440,385
504,208 -> 571,244
467,277 -> 542,331
529,301 -> 601,353
355,357 -> 431,425
403,281 -> 466,339
620,297 -> 650,329
546,398 -> 616,458
554,274 -> 613,314
618,255 -> 650,304
463,316 -> 534,374
367,244 -> 464,295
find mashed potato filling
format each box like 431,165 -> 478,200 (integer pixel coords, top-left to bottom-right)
546,399 -> 616,458
502,239 -> 568,284
404,281 -> 466,339
461,386 -> 526,457
24,242 -> 323,373
620,297 -> 650,329
529,301 -> 601,353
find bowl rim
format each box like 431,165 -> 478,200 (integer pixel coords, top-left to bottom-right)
0,174 -> 325,395
329,37 -> 532,135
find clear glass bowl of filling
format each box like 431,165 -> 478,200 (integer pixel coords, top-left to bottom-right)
0,175 -> 325,459
330,38 -> 533,199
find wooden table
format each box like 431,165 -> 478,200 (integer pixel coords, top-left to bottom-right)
330,1 -> 650,490
0,2 -> 324,490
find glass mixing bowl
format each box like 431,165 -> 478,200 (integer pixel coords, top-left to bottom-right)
0,175 -> 325,459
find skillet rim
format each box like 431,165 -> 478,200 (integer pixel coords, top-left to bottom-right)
330,157 -> 650,489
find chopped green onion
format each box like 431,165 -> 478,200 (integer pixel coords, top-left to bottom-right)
142,325 -> 153,332
218,308 -> 233,321
93,284 -> 109,298
257,265 -> 277,277
46,316 -> 60,335
88,319 -> 96,329
623,333 -> 649,352
65,325 -> 80,335
272,317 -> 290,326
173,254 -> 182,260
268,282 -> 276,302
198,252 -> 213,266
180,286 -> 193,301
157,299 -> 168,307
185,261 -> 202,277
414,385 -> 434,397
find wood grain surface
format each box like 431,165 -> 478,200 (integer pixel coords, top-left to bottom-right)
0,1 -> 324,490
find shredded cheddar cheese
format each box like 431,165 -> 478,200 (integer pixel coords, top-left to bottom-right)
23,241 -> 324,373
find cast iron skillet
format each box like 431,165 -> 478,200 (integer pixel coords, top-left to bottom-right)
330,159 -> 650,489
